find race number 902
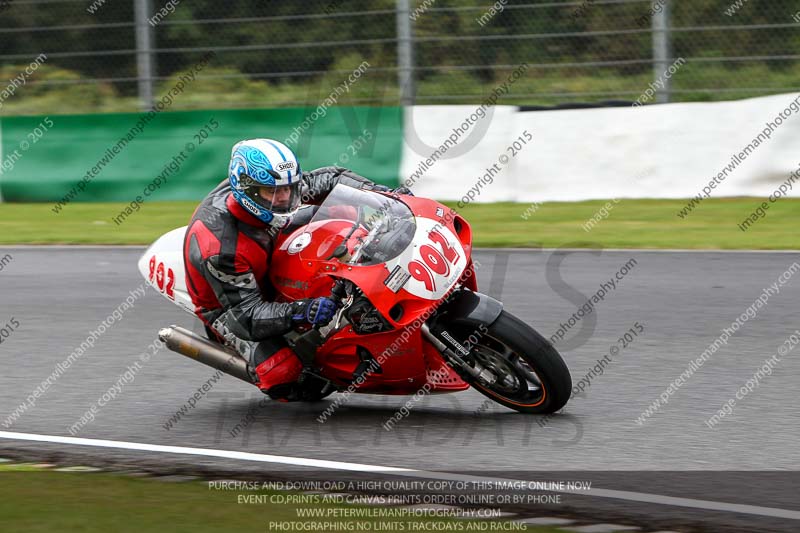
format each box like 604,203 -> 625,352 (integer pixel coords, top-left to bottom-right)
407,229 -> 461,292
148,255 -> 175,300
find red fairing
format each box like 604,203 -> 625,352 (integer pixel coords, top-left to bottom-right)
272,201 -> 476,326
268,192 -> 476,392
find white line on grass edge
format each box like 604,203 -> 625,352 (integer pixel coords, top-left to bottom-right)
0,430 -> 798,520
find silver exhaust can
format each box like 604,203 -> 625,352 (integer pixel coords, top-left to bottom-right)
158,325 -> 253,384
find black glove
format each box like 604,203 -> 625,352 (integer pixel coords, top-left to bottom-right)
290,297 -> 338,326
392,186 -> 414,196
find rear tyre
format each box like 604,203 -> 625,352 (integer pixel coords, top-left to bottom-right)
438,311 -> 571,414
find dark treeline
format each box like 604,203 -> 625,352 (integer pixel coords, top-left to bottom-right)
0,0 -> 796,94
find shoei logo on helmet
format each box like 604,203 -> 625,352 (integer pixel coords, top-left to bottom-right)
240,195 -> 261,214
276,162 -> 296,172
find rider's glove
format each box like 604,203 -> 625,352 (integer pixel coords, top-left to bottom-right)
392,186 -> 414,196
290,297 -> 338,326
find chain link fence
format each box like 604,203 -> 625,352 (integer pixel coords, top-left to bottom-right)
1,0 -> 798,115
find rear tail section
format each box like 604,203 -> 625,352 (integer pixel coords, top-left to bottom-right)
138,226 -> 194,314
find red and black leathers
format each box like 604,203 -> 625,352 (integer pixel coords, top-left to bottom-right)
183,167 -> 388,396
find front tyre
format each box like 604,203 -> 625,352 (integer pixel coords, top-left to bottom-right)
443,311 -> 571,414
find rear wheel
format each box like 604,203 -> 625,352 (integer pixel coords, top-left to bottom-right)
436,311 -> 571,414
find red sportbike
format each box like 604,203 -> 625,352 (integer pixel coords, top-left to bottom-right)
139,184 -> 571,413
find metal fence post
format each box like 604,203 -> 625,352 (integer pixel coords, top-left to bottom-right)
396,0 -> 415,106
652,0 -> 673,104
134,0 -> 156,111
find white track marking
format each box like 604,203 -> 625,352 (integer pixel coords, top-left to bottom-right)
1,430 -> 798,520
0,431 -> 411,473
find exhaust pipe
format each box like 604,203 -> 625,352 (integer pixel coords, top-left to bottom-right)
422,324 -> 483,380
158,325 -> 254,384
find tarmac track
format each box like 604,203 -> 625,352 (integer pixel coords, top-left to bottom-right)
0,247 -> 798,532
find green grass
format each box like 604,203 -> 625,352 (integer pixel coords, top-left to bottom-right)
0,198 -> 798,249
0,201 -> 199,245
444,197 -> 800,249
0,471 -> 558,533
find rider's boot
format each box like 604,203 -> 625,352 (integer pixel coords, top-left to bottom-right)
251,347 -> 304,402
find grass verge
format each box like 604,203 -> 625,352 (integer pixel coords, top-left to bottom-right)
0,198 -> 797,249
0,470 -> 557,533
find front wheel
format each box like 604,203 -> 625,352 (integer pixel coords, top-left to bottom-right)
437,311 -> 572,414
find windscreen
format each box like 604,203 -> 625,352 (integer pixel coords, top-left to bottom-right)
306,185 -> 416,266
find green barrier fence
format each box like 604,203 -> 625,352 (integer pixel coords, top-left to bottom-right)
0,107 -> 403,203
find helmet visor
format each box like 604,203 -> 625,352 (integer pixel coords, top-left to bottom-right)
244,181 -> 303,214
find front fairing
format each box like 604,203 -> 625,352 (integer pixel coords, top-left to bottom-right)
272,185 -> 471,328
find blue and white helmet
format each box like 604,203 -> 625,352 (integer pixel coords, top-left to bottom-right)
229,139 -> 302,227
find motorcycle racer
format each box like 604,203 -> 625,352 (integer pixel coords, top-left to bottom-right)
184,138 -> 398,401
